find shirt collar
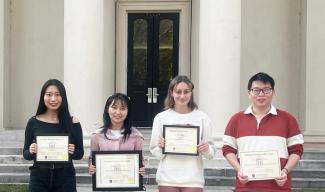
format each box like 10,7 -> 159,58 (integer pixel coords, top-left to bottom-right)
244,105 -> 277,115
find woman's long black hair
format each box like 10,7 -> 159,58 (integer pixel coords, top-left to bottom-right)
36,79 -> 74,139
101,93 -> 132,141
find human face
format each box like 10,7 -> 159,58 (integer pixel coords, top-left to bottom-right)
44,85 -> 62,112
171,82 -> 192,108
108,100 -> 128,129
248,81 -> 274,110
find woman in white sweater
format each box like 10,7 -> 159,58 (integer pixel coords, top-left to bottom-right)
149,75 -> 216,192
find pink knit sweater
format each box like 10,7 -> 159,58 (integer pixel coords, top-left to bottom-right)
89,127 -> 144,164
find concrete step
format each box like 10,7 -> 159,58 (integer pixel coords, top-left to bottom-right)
0,164 -> 31,173
292,178 -> 325,188
2,129 -> 325,189
0,155 -> 31,164
1,173 -> 325,188
146,157 -> 325,169
0,155 -> 117,165
0,155 -> 91,164
0,146 -> 154,157
301,151 -> 325,160
2,163 -> 325,180
1,129 -> 324,157
0,128 -> 152,139
0,130 -> 25,142
55,176 -> 325,188
205,168 -> 325,179
292,169 -> 325,178
0,164 -> 234,176
76,184 -> 235,192
0,147 -> 23,155
0,142 -> 23,148
3,145 -> 324,163
296,159 -> 325,169
3,153 -> 325,171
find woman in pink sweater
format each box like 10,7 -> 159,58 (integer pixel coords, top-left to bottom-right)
88,93 -> 145,176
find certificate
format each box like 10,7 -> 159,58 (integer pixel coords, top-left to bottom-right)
35,134 -> 70,163
239,150 -> 281,180
92,150 -> 144,191
163,125 -> 200,156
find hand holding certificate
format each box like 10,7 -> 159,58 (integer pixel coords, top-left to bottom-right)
36,134 -> 70,163
163,125 -> 200,156
239,150 -> 281,180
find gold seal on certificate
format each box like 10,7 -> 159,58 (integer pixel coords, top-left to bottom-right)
163,125 -> 200,156
92,150 -> 144,191
36,134 -> 70,163
239,150 -> 281,180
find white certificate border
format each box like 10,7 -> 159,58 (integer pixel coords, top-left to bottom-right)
92,150 -> 144,191
162,124 -> 200,156
239,150 -> 281,181
35,134 -> 70,163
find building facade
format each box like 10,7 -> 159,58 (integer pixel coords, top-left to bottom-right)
0,0 -> 324,145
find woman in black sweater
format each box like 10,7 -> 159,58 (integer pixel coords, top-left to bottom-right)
23,79 -> 84,192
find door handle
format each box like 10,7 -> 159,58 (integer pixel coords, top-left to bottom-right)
146,88 -> 152,103
153,88 -> 159,103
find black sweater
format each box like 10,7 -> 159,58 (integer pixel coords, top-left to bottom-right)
23,117 -> 84,162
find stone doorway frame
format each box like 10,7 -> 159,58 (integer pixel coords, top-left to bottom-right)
115,0 -> 191,93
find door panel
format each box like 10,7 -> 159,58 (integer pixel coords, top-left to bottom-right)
153,14 -> 179,116
128,14 -> 153,126
128,13 -> 179,127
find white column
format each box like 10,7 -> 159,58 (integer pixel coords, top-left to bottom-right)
0,0 -> 4,129
193,0 -> 241,144
64,0 -> 115,136
303,0 -> 325,142
9,0 -> 64,129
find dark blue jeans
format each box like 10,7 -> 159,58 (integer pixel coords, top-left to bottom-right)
29,165 -> 76,192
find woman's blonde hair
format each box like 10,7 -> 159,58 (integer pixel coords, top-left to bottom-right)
164,75 -> 198,110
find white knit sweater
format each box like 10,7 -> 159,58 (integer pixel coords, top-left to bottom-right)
149,109 -> 216,188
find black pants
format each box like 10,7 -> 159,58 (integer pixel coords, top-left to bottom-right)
29,165 -> 77,192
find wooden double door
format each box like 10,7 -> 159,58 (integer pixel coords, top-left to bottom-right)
127,13 -> 180,127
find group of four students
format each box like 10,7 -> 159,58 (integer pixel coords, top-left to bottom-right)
23,72 -> 304,192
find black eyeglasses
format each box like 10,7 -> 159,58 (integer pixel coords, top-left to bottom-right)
250,87 -> 273,95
